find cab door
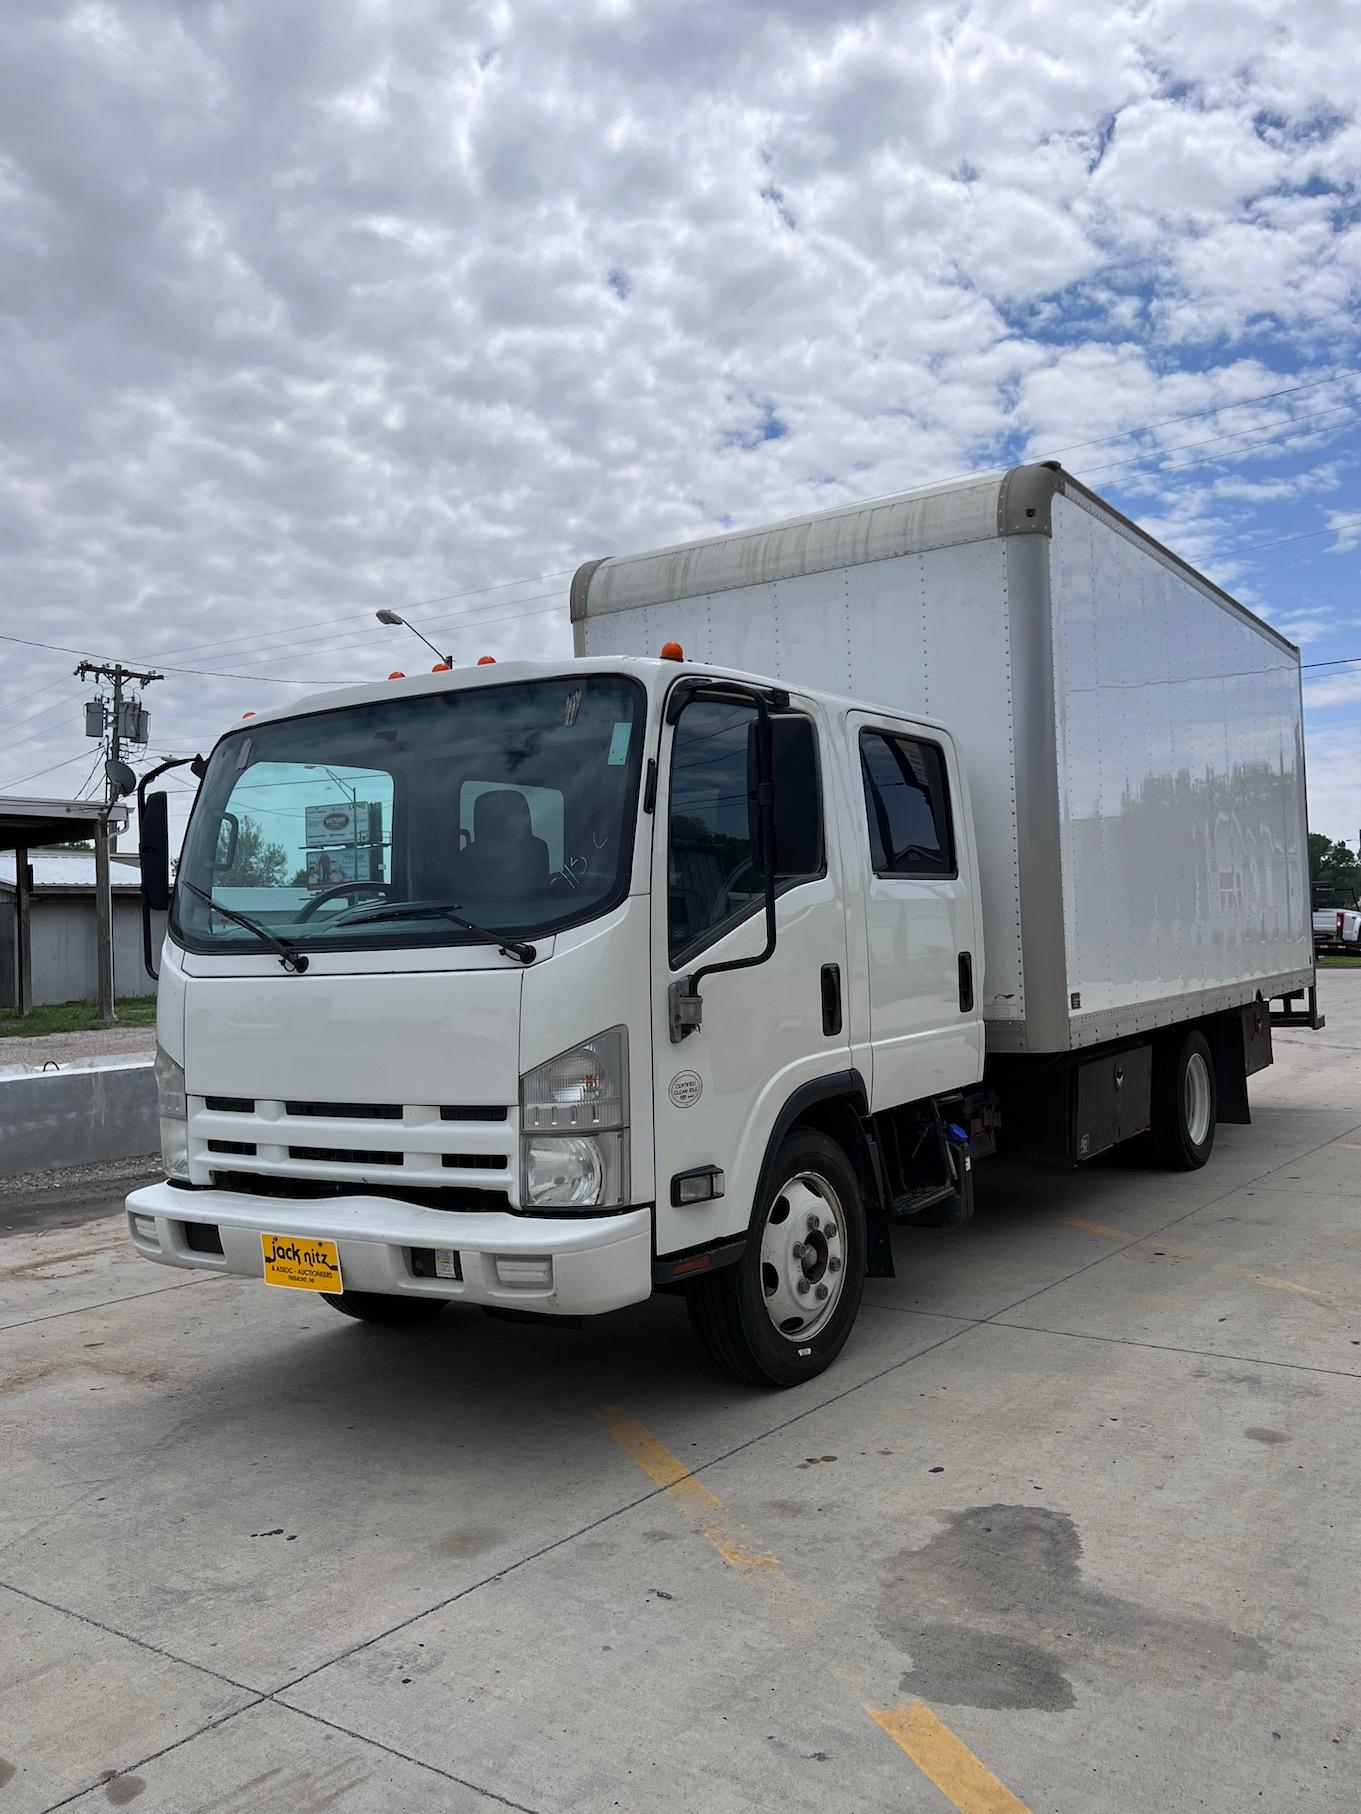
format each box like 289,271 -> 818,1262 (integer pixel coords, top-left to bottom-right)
849,713 -> 983,1108
650,690 -> 851,1260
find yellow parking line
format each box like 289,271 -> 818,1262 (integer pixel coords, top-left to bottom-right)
596,1409 -> 782,1585
1242,1272 -> 1340,1310
600,1413 -> 1031,1809
1061,1217 -> 1131,1240
1061,1217 -> 1193,1260
869,1702 -> 1033,1813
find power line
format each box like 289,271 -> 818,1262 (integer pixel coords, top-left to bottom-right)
0,706 -> 82,761
1076,402 -> 1356,482
152,567 -> 576,662
0,675 -> 79,726
1237,515 -> 1361,555
1035,371 -> 1356,462
0,749 -> 91,792
0,630 -> 315,685
188,590 -> 564,678
157,372 -> 1359,668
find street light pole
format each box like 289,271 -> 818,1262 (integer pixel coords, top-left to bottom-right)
375,610 -> 453,669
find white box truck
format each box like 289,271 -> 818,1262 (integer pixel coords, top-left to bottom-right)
129,462 -> 1316,1385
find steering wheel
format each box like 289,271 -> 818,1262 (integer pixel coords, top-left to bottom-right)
296,880 -> 395,921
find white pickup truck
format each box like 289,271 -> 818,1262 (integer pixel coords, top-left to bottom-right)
1313,884 -> 1361,954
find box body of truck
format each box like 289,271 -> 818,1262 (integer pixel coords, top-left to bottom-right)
572,463 -> 1314,1053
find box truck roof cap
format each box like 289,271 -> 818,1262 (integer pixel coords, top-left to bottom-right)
569,462 -> 1296,660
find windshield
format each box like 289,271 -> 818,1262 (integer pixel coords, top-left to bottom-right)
173,675 -> 645,955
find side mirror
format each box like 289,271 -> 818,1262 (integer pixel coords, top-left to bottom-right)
747,717 -> 820,879
140,792 -> 172,912
213,812 -> 239,872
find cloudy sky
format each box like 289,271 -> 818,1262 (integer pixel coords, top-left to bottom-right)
2,0 -> 1359,845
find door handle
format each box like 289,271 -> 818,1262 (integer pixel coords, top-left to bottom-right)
821,963 -> 843,1036
958,952 -> 974,1013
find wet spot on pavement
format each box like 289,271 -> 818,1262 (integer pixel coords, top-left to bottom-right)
1244,1427 -> 1291,1444
104,1775 -> 145,1805
434,1526 -> 498,1559
878,1504 -> 1267,1712
0,1758 -> 15,1788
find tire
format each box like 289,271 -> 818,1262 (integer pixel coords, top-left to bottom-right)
686,1127 -> 867,1388
1149,1029 -> 1217,1170
320,1291 -> 451,1325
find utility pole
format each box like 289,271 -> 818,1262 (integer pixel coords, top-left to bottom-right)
74,660 -> 162,1023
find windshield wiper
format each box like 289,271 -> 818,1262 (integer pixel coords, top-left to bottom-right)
330,899 -> 537,964
179,881 -> 311,974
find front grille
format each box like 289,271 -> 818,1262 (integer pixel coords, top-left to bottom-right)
286,1100 -> 403,1121
207,1139 -> 257,1157
443,1153 -> 508,1171
205,1095 -> 253,1114
209,1169 -> 511,1211
440,1105 -> 509,1122
288,1145 -> 402,1167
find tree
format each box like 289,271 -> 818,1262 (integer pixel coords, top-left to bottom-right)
1310,832 -> 1359,897
218,815 -> 288,887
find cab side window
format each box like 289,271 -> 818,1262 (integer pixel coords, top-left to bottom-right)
668,700 -> 822,963
860,731 -> 955,878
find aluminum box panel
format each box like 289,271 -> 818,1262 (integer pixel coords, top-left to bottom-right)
1049,492 -> 1311,1034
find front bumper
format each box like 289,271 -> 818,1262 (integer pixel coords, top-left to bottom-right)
126,1181 -> 653,1317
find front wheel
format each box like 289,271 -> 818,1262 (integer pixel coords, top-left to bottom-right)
686,1128 -> 866,1388
1150,1029 -> 1217,1170
321,1291 -> 451,1325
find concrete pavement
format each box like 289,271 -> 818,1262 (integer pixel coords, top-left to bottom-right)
2,977 -> 1359,1812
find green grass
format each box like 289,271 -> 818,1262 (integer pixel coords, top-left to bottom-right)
1318,953 -> 1361,968
0,996 -> 157,1038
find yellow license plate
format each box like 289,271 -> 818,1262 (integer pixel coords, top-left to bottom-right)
260,1232 -> 343,1292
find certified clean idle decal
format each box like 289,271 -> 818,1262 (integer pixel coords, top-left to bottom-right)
668,1071 -> 703,1109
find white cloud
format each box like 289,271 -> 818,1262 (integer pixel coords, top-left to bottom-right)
1301,720 -> 1361,845
0,0 -> 1359,853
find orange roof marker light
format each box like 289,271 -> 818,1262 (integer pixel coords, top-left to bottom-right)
660,641 -> 684,661
477,655 -> 496,665
241,710 -> 256,719
432,661 -> 451,672
388,670 -> 406,680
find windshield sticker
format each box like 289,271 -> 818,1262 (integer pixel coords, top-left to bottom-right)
563,689 -> 583,728
606,721 -> 631,766
235,737 -> 252,771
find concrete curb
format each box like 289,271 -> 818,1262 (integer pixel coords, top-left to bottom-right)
0,1058 -> 156,1177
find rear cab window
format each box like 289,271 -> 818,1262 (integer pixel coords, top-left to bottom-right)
859,730 -> 956,878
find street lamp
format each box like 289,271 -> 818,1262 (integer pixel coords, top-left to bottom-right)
375,609 -> 453,669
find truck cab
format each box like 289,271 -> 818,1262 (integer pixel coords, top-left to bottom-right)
130,654 -> 983,1385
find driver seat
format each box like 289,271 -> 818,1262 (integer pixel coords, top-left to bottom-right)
455,790 -> 550,901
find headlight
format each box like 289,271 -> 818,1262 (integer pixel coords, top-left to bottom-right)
155,1045 -> 189,1181
520,1029 -> 629,1210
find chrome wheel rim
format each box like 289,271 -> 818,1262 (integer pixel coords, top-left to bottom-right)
1184,1050 -> 1212,1146
758,1171 -> 847,1341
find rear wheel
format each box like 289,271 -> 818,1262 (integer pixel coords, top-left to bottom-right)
686,1128 -> 866,1388
1150,1029 -> 1217,1170
321,1291 -> 451,1325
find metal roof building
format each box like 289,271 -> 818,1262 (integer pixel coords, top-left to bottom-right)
0,797 -> 130,1018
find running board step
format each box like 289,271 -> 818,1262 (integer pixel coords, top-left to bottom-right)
888,1183 -> 955,1221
